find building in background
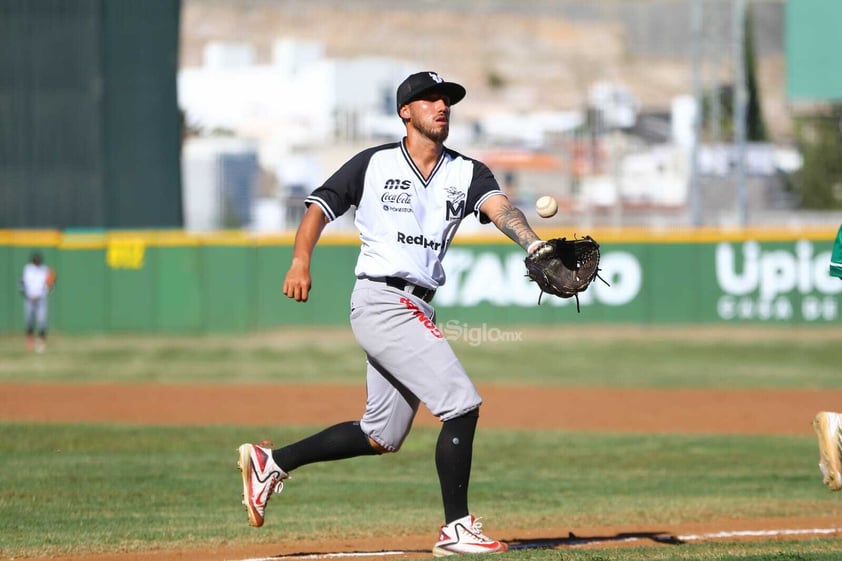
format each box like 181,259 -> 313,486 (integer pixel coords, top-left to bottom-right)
179,40 -> 418,230
181,138 -> 259,231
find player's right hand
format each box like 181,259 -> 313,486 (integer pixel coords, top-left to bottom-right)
283,260 -> 311,302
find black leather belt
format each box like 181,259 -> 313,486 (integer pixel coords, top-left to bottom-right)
384,277 -> 436,303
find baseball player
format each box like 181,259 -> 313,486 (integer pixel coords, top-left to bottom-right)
237,71 -> 547,556
19,252 -> 55,353
830,224 -> 842,279
813,411 -> 842,491
811,227 -> 842,490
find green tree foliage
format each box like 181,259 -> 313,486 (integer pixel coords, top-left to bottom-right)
700,3 -> 767,143
744,2 -> 767,142
794,106 -> 842,209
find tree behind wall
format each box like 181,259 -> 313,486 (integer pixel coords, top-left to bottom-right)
701,3 -> 768,143
744,1 -> 767,142
793,106 -> 842,210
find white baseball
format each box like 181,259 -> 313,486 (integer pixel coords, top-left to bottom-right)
535,195 -> 558,218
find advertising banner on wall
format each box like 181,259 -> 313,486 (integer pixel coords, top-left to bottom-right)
2,229 -> 840,333
435,239 -> 841,324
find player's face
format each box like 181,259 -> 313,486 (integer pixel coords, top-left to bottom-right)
405,93 -> 451,143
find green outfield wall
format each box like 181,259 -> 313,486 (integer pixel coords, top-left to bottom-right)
1,227 -> 840,334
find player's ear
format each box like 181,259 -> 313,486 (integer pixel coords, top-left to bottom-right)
398,104 -> 410,121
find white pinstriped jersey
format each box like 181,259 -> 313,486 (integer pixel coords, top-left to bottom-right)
305,138 -> 506,289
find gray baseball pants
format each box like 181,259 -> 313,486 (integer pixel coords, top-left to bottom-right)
24,297 -> 48,334
350,278 -> 482,452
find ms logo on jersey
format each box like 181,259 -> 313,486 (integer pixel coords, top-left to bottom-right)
445,186 -> 466,220
384,179 -> 412,190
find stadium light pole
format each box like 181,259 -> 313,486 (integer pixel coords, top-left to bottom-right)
732,0 -> 748,226
708,2 -> 723,144
689,0 -> 704,226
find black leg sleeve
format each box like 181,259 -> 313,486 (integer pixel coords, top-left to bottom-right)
436,409 -> 479,523
272,421 -> 380,472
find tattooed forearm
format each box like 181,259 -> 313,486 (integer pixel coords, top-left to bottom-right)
490,202 -> 540,251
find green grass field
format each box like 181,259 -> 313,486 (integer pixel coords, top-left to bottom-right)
2,325 -> 841,388
2,325 -> 842,560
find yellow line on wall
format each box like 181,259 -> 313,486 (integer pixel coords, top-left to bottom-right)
0,230 -> 63,246
457,225 -> 838,244
1,225 -> 837,248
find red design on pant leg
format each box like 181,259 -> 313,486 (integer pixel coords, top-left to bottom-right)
400,297 -> 443,339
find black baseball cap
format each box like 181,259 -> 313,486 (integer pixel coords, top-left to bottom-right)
396,71 -> 466,114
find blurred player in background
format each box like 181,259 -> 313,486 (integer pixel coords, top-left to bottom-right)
829,224 -> 842,280
19,252 -> 56,352
813,412 -> 842,492
810,227 -> 842,491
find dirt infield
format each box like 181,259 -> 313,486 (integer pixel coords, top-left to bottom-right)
5,383 -> 842,435
4,382 -> 842,561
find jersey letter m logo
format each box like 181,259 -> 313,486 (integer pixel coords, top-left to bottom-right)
445,200 -> 465,220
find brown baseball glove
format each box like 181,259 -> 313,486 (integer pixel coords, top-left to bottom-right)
524,235 -> 606,311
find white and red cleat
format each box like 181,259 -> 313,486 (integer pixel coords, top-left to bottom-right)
433,514 -> 508,556
237,442 -> 288,527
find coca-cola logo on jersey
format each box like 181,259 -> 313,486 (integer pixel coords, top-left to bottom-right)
381,192 -> 412,205
381,191 -> 413,213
